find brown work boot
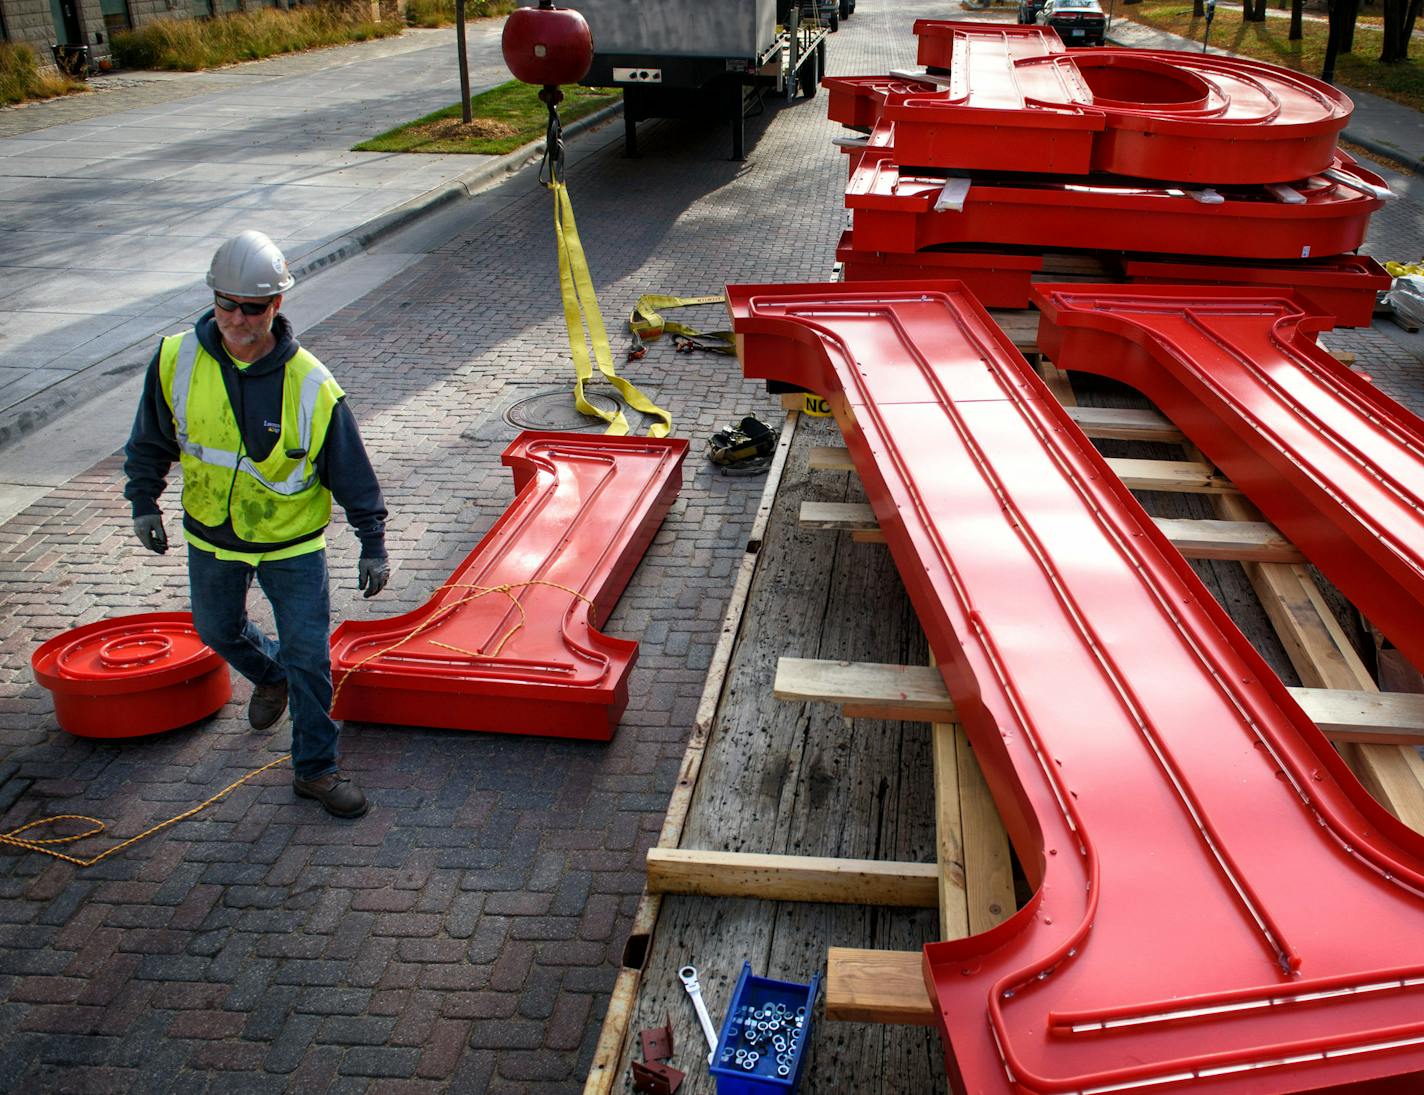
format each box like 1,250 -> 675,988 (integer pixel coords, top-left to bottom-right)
292,771 -> 369,819
248,680 -> 288,730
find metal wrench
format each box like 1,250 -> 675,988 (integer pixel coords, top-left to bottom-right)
677,965 -> 719,1065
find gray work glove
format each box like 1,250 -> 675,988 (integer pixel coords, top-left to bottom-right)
358,556 -> 390,599
133,514 -> 168,555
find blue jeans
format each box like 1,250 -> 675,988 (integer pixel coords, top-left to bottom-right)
188,545 -> 340,782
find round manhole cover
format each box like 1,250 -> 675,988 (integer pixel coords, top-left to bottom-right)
504,389 -> 623,432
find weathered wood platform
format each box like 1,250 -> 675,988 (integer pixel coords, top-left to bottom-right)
583,328 -> 1424,1095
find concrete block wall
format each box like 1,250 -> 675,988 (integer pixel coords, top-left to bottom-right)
128,0 -> 190,30
1,0 -> 61,56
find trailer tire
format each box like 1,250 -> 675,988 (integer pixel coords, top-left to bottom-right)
839,0 -> 850,18
799,45 -> 819,98
829,11 -> 839,30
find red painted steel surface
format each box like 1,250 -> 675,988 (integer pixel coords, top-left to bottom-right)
329,431 -> 687,740
1122,253 -> 1391,327
32,612 -> 230,738
1034,283 -> 1424,671
728,280 -> 1424,1094
833,235 -> 1387,323
846,151 -> 1384,259
835,232 -> 1041,308
899,22 -> 1350,183
825,74 -> 938,132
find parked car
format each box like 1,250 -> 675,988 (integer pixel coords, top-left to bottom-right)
1021,0 -> 1106,45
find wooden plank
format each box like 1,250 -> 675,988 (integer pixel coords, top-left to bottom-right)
776,654 -> 1012,933
1110,457 -> 1238,494
584,412 -> 803,1095
778,656 -> 1424,747
645,848 -> 945,908
1036,357 -> 1077,406
807,447 -> 1233,495
1292,688 -> 1424,746
1062,405 -> 1183,443
933,723 -> 971,940
1152,517 -> 1302,563
956,733 -> 1016,933
803,502 -> 1292,563
806,410 -> 1177,461
825,947 -> 935,1026
990,309 -> 1039,351
777,657 -> 951,718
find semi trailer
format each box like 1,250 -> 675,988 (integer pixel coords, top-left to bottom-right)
573,0 -> 841,159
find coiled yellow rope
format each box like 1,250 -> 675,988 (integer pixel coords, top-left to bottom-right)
3,579 -> 591,866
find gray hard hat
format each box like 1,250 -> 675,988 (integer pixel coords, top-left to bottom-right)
206,230 -> 295,297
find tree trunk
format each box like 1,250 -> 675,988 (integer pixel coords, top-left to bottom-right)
1382,0 -> 1409,59
1194,0 -> 1205,15
1243,0 -> 1267,22
1403,0 -> 1424,46
1323,0 -> 1342,79
1340,0 -> 1359,49
1289,0 -> 1304,38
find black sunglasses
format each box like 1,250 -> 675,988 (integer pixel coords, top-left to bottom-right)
214,293 -> 275,316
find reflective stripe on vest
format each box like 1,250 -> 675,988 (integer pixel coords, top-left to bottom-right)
170,335 -> 331,497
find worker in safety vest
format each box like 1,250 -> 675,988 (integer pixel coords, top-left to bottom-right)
123,230 -> 389,819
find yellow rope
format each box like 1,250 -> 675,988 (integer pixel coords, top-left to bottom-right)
0,754 -> 292,868
3,579 -> 593,867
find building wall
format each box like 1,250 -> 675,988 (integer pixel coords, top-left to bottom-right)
1,0 -> 64,56
128,0 -> 189,29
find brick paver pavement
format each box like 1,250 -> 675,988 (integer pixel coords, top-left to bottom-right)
0,5 -> 926,1093
3,5 -> 1423,1093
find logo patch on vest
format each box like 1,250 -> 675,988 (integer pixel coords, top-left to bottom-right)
263,419 -> 281,434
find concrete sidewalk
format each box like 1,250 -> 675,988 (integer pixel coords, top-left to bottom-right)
0,23 -> 525,449
1106,18 -> 1424,172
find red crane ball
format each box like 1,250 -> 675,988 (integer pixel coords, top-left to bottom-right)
501,2 -> 593,89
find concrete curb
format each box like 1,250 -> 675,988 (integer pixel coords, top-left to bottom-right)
1339,131 -> 1424,177
0,100 -> 624,452
288,100 -> 625,281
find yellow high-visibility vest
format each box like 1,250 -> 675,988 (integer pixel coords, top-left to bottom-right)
159,332 -> 342,544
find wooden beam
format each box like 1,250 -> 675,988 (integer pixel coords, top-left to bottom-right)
777,657 -> 1424,745
1291,688 -> 1424,746
777,657 -> 951,720
805,405 -> 1179,457
825,947 -> 935,1025
1109,457 -> 1237,494
802,503 -> 1294,563
932,723 -> 970,940
807,446 -> 1233,495
1150,517 -> 1302,563
956,731 -> 1016,933
1062,405 -> 1183,443
644,847 -> 944,908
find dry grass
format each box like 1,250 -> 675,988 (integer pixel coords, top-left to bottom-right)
0,42 -> 85,106
404,0 -> 516,29
110,5 -> 401,71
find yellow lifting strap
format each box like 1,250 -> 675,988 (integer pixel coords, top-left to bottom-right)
628,293 -> 736,349
626,294 -> 734,354
551,180 -> 671,438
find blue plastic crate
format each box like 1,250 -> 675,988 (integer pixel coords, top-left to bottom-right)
708,961 -> 820,1094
